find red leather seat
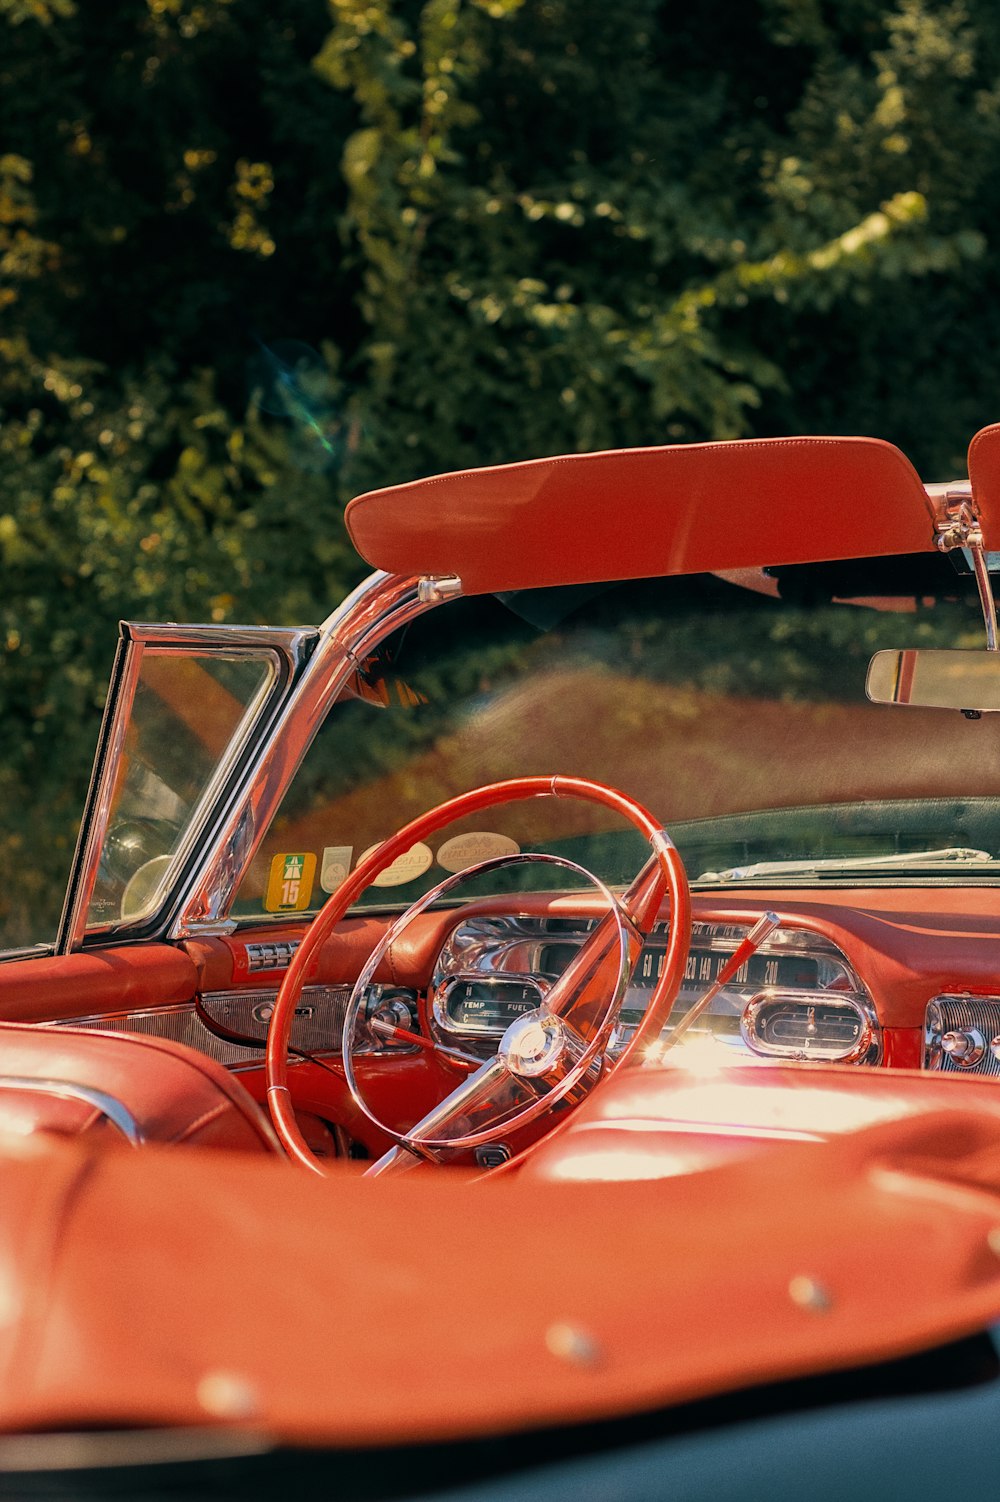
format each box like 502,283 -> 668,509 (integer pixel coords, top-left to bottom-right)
0,1021 -> 278,1152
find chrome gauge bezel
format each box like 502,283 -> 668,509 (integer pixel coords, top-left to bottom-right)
430,913 -> 876,1065
739,987 -> 880,1064
433,975 -> 548,1037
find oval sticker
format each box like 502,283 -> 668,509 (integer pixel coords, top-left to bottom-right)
437,831 -> 521,873
359,840 -> 434,888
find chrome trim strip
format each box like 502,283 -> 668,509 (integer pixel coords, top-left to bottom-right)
0,1077 -> 142,1143
40,1001 -> 274,1071
56,628 -> 142,952
171,571 -> 444,937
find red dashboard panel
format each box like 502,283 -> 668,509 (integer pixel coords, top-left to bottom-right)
0,944 -> 200,1023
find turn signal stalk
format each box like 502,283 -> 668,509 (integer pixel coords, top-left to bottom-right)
657,911 -> 781,1056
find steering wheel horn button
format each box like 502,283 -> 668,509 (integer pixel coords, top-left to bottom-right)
498,1011 -> 574,1080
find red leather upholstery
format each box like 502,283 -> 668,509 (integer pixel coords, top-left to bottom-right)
0,1021 -> 278,1152
523,1060 -> 1000,1183
6,1106 -> 1000,1443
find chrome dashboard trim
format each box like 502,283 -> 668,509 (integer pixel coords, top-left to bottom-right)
430,913 -> 874,1063
40,986 -> 418,1072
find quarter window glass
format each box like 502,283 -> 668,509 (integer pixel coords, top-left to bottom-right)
89,653 -> 276,927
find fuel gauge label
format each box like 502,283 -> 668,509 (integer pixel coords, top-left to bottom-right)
445,979 -> 542,1032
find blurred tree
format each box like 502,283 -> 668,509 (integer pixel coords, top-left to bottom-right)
318,0 -> 1000,485
1,0 -> 998,944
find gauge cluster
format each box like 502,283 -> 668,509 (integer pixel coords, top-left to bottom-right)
429,915 -> 881,1066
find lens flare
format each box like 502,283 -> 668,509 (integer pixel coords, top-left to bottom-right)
248,338 -> 342,472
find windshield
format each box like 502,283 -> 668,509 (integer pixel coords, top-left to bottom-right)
229,556 -> 1000,921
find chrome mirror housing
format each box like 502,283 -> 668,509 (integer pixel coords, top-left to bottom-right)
867,648 -> 1000,713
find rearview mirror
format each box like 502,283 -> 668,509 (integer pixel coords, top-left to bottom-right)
866,649 -> 1000,712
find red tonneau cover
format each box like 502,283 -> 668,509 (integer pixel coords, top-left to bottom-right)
5,1070 -> 1000,1446
346,436 -> 938,593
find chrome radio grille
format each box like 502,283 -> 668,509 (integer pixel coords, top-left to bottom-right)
924,994 -> 1000,1077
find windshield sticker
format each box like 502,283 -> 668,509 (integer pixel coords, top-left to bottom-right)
437,832 -> 521,873
265,852 -> 317,912
320,845 -> 354,894
359,841 -> 433,888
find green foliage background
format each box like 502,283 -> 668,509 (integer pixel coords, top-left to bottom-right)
3,0 -> 1000,945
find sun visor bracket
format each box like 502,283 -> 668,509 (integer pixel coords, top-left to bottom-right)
417,575 -> 463,604
927,481 -> 998,650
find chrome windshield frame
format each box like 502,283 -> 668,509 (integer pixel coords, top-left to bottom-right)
169,571 -> 443,939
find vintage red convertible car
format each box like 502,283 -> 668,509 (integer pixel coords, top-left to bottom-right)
4,428 -> 1000,1495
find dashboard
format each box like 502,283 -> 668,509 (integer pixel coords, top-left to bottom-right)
4,886 -> 1000,1159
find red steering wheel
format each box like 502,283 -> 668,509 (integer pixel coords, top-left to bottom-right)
265,776 -> 691,1174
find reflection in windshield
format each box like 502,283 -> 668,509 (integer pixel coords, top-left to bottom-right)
89,653 -> 276,927
231,560 -> 1000,920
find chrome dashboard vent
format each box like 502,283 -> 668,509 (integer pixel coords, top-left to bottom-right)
245,940 -> 301,972
924,994 -> 1000,1076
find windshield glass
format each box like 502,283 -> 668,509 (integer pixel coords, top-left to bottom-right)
231,557 -> 1000,921
88,650 -> 279,928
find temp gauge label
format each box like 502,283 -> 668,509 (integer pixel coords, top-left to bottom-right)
445,980 -> 542,1032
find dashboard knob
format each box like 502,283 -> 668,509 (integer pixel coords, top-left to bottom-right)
368,995 -> 415,1032
941,1028 -> 985,1067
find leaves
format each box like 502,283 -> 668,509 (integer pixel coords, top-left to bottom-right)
4,0 -> 1000,944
